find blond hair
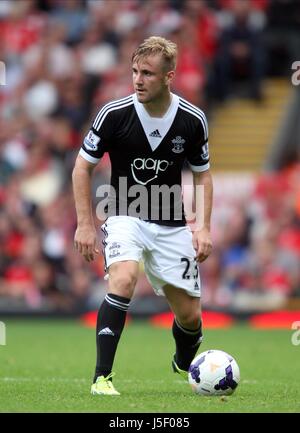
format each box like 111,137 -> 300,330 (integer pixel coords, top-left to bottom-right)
132,36 -> 177,71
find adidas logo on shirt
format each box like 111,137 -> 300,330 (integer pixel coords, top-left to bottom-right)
98,327 -> 115,336
149,129 -> 162,138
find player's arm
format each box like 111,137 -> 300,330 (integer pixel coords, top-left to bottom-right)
72,154 -> 99,262
73,104 -> 113,262
192,169 -> 213,263
185,109 -> 212,262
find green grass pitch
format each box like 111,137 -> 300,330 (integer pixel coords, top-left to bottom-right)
0,319 -> 299,413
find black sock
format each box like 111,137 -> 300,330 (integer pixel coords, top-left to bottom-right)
93,293 -> 130,383
172,318 -> 203,371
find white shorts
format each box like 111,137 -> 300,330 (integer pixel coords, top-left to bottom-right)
101,216 -> 201,297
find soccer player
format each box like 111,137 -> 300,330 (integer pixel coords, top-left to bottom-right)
72,36 -> 213,396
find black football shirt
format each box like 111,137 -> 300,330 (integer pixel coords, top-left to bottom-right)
80,93 -> 210,226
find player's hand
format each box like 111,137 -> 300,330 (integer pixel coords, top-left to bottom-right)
74,225 -> 100,262
192,227 -> 212,263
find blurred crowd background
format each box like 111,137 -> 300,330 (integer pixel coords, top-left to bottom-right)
0,0 -> 300,316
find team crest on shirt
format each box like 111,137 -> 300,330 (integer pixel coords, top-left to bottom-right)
84,130 -> 101,151
171,136 -> 185,153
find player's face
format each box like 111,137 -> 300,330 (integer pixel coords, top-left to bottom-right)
132,54 -> 174,104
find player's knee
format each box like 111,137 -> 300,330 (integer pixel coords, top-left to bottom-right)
110,273 -> 137,298
178,310 -> 201,330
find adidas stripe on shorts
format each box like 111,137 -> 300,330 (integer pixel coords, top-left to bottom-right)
101,216 -> 201,297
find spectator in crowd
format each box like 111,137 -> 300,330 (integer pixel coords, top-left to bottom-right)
214,0 -> 266,101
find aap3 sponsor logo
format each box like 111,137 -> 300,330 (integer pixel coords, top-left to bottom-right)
131,158 -> 172,185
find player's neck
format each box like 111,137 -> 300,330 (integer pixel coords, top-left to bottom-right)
143,91 -> 172,118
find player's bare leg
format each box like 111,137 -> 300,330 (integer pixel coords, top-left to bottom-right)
108,260 -> 139,299
163,284 -> 203,377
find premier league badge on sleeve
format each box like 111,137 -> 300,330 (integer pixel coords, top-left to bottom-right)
84,130 -> 101,151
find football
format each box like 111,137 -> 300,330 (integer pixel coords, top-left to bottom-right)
188,349 -> 240,396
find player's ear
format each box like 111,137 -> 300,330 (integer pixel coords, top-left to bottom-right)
166,70 -> 175,85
